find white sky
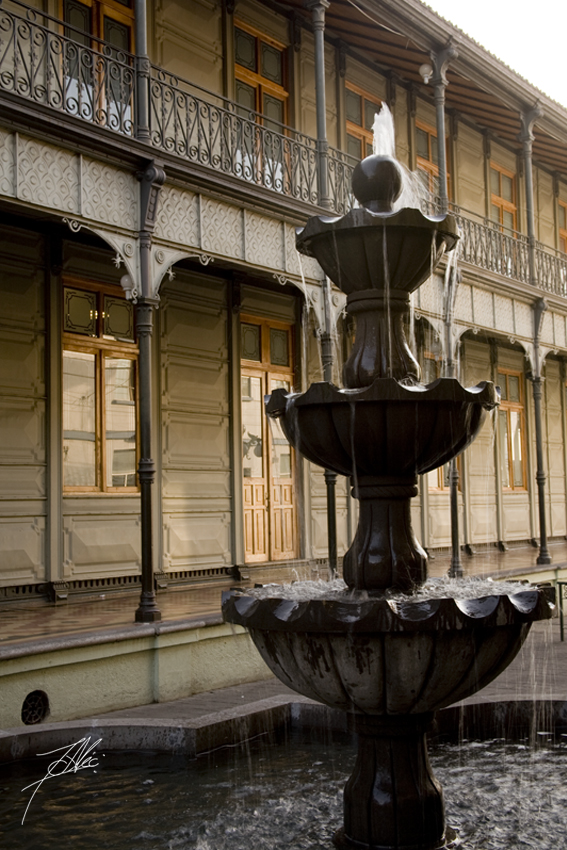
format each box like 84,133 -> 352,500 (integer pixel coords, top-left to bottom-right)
423,0 -> 566,109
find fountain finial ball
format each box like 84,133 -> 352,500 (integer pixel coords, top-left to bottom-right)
352,154 -> 403,213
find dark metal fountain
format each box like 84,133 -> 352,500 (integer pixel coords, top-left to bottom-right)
222,152 -> 554,850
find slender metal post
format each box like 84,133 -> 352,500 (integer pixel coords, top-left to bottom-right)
444,260 -> 463,578
305,0 -> 331,209
521,105 -> 551,566
135,295 -> 161,622
135,162 -> 166,622
135,0 -> 150,143
427,42 -> 457,215
321,276 -> 337,576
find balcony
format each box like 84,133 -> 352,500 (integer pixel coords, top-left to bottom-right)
0,0 -> 566,298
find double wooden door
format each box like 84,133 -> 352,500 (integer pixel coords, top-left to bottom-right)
241,318 -> 297,562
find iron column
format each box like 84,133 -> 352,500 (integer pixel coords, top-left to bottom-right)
521,105 -> 551,566
135,162 -> 166,622
135,0 -> 151,143
321,277 -> 337,576
426,41 -> 457,216
305,0 -> 331,209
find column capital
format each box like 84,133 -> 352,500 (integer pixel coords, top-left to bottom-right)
428,40 -> 458,88
304,0 -> 329,29
519,102 -> 543,145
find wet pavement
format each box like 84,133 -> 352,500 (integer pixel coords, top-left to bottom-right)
1,540 -> 566,651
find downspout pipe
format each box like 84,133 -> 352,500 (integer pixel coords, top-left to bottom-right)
135,161 -> 166,622
135,0 -> 151,143
305,0 -> 331,209
521,105 -> 551,566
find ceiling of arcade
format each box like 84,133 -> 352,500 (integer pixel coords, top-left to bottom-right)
280,0 -> 567,178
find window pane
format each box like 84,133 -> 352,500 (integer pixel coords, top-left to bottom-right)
241,323 -> 261,361
490,168 -> 500,196
63,0 -> 91,46
365,141 -> 373,158
105,358 -> 136,487
499,410 -> 510,488
104,296 -> 134,341
63,350 -> 96,487
64,288 -> 97,336
242,376 -> 264,478
261,42 -> 282,85
235,28 -> 256,71
416,127 -> 429,160
236,80 -> 256,114
497,373 -> 507,400
510,410 -> 524,487
270,328 -> 289,366
347,134 -> 362,160
103,16 -> 130,52
270,379 -> 291,477
491,204 -> 501,225
364,99 -> 377,132
503,210 -> 514,232
346,89 -> 362,126
559,204 -> 566,230
263,93 -> 284,130
502,174 -> 513,202
508,375 -> 520,402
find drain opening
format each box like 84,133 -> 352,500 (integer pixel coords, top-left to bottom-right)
21,690 -> 50,725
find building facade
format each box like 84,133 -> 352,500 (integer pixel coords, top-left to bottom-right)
2,0 -> 567,610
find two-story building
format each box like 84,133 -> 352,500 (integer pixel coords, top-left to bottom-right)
2,0 -> 567,618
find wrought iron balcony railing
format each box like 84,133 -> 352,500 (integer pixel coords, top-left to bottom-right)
0,0 -> 567,299
0,0 -> 135,134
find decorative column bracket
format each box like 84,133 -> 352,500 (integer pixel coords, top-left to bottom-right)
274,273 -> 346,331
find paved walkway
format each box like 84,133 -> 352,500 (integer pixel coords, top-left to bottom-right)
1,540 -> 566,651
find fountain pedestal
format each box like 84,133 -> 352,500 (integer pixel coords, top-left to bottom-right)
344,477 -> 426,592
338,714 -> 444,850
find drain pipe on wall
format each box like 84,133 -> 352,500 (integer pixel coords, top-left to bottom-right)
521,104 -> 551,566
135,161 -> 166,622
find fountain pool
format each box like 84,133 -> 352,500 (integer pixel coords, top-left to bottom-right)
1,727 -> 566,850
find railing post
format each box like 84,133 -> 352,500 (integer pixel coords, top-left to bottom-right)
135,161 -> 166,623
521,105 -> 551,566
305,0 -> 331,210
135,0 -> 150,143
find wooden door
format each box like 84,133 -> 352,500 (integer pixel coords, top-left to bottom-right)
241,317 -> 297,563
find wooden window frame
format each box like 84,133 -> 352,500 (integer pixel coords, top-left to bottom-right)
345,82 -> 381,162
234,20 -> 289,126
62,276 -> 139,494
490,162 -> 517,232
415,120 -> 451,199
497,368 -> 527,491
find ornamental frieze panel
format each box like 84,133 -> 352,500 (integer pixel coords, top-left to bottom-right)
153,184 -> 199,246
18,135 -> 80,214
201,198 -> 244,259
494,294 -> 515,336
0,128 -> 15,196
81,157 -> 138,230
245,210 -> 284,270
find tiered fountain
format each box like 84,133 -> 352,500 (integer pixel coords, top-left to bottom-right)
222,148 -> 554,849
